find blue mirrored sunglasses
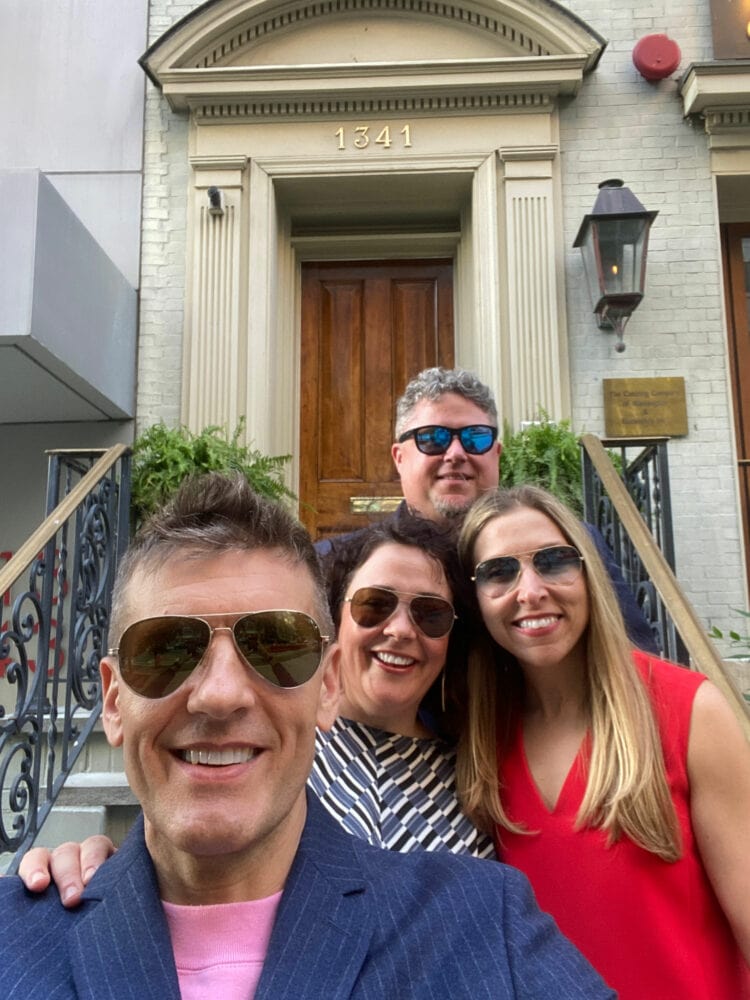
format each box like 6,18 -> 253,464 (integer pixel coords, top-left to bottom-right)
398,424 -> 497,456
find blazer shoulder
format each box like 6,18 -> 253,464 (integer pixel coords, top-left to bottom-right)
0,873 -> 74,920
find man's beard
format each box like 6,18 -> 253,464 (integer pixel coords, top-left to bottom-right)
432,496 -> 473,522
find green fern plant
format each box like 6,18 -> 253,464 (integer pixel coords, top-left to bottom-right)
131,418 -> 294,527
498,411 -> 584,516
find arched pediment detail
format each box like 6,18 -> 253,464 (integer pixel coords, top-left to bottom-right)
141,0 -> 606,116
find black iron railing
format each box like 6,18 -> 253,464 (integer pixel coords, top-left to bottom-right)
0,447 -> 130,871
580,434 -> 750,737
581,436 -> 688,665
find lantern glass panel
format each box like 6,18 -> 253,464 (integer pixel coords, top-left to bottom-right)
595,218 -> 649,296
578,227 -> 602,311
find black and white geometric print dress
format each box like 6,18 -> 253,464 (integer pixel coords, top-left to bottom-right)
309,717 -> 496,860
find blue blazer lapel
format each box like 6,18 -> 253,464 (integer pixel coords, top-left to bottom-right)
68,817 -> 181,1000
256,793 -> 375,1000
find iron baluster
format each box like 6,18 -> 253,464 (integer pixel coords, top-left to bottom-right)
0,448 -> 130,871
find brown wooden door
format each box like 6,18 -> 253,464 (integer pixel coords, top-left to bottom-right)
721,224 -> 750,596
300,259 -> 454,540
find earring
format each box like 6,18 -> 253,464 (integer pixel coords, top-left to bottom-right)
441,668 -> 447,714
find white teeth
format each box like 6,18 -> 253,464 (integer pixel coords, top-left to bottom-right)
180,748 -> 256,766
516,617 -> 558,630
376,651 -> 415,667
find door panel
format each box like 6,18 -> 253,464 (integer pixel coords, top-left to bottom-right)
721,224 -> 750,596
300,260 -> 454,540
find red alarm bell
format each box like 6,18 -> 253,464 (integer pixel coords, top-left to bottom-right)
632,34 -> 681,81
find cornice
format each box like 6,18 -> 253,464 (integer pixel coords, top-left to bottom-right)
156,54 -> 589,116
680,60 -> 750,118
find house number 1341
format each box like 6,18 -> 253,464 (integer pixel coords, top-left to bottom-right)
335,124 -> 412,150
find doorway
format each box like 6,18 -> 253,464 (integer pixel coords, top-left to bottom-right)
299,259 -> 454,539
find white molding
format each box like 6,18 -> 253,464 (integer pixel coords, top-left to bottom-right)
680,62 -> 750,118
291,233 -> 461,259
190,154 -> 249,172
497,146 -> 568,425
182,186 -> 244,432
142,0 -> 606,85
155,57 -> 589,114
466,153 -> 504,401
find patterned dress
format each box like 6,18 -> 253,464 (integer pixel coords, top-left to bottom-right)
310,716 -> 496,859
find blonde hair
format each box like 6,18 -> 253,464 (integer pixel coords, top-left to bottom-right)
456,485 -> 681,861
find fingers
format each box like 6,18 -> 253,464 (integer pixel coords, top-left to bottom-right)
49,836 -> 116,907
78,834 -> 116,885
47,842 -> 87,907
17,847 -> 54,893
16,836 -> 116,908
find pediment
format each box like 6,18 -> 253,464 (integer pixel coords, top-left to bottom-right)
141,0 -> 606,116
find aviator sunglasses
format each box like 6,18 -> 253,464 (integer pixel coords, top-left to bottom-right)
472,545 -> 584,597
345,587 -> 457,639
397,424 -> 498,456
107,611 -> 329,699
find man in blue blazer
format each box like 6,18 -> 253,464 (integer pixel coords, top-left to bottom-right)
0,473 -> 613,999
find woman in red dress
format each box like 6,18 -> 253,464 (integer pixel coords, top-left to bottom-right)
456,484 -> 750,999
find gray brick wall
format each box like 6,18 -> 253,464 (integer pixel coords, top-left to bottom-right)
559,1 -> 747,632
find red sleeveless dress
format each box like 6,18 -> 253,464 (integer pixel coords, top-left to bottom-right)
497,653 -> 749,999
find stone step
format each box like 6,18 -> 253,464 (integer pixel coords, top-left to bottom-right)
57,770 -> 137,807
35,802 -> 140,852
48,768 -> 139,848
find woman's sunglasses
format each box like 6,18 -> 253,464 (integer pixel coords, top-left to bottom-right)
107,611 -> 329,699
345,587 -> 456,639
397,424 -> 497,456
472,545 -> 584,596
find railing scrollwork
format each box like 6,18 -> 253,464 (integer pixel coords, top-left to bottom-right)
0,446 -> 130,870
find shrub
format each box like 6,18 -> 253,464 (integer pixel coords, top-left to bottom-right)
130,418 -> 294,527
498,412 -> 584,516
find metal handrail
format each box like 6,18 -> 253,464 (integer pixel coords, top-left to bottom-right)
581,433 -> 750,739
0,446 -> 129,600
0,444 -> 131,869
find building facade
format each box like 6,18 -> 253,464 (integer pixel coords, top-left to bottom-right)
3,0 -> 749,663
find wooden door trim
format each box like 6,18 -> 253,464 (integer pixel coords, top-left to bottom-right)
721,223 -> 750,596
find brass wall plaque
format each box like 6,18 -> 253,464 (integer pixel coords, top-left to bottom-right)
603,377 -> 688,438
350,496 -> 403,515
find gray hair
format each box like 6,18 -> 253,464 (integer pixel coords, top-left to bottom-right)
394,367 -> 498,439
109,471 -> 332,643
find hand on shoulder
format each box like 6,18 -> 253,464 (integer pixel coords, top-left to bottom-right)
17,836 -> 116,907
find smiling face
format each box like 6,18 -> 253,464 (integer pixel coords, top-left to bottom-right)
100,548 -> 339,902
391,393 -> 501,523
472,506 -> 590,678
336,542 -> 453,736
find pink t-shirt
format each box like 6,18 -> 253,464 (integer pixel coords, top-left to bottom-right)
162,891 -> 282,1000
